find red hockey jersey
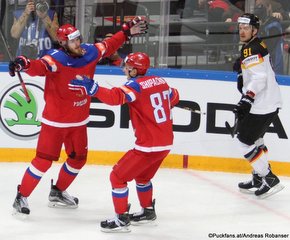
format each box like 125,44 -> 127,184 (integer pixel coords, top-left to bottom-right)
24,31 -> 126,127
95,76 -> 179,152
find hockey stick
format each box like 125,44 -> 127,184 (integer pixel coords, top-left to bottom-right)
225,117 -> 238,138
175,105 -> 206,115
0,0 -> 31,103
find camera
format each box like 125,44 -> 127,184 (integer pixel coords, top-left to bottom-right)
36,0 -> 49,13
21,42 -> 38,59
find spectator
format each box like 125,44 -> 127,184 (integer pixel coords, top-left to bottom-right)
208,0 -> 231,62
10,0 -> 59,58
273,0 -> 290,19
255,0 -> 289,21
50,0 -> 65,25
176,0 -> 198,18
254,0 -> 286,74
223,0 -> 244,22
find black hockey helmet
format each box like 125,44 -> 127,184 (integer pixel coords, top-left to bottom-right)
238,13 -> 260,29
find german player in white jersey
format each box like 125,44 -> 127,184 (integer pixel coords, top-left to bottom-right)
233,13 -> 283,198
69,52 -> 179,232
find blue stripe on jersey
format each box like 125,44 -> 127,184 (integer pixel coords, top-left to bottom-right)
46,44 -> 99,68
125,94 -> 133,102
112,188 -> 129,198
136,182 -> 152,192
27,167 -> 42,180
169,88 -> 174,99
125,79 -> 141,93
62,163 -> 78,176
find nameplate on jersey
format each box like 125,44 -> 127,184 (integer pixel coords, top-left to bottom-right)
242,54 -> 263,69
139,77 -> 166,89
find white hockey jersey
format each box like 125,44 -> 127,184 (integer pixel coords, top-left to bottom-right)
240,37 -> 282,114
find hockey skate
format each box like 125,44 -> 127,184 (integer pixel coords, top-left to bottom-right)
100,213 -> 131,233
255,171 -> 284,199
129,199 -> 157,225
48,180 -> 78,209
12,185 -> 30,216
238,172 -> 263,194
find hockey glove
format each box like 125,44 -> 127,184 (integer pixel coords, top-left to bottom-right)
9,55 -> 30,77
69,75 -> 99,96
233,94 -> 254,120
121,16 -> 148,40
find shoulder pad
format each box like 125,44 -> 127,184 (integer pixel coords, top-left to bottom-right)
46,49 -> 68,62
81,44 -> 100,64
125,79 -> 141,93
241,38 -> 268,61
41,55 -> 57,72
95,42 -> 107,56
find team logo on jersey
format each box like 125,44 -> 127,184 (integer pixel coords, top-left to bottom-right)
0,82 -> 44,139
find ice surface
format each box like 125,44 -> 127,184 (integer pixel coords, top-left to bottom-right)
1,163 -> 290,240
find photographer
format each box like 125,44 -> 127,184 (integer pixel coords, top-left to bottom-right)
10,0 -> 59,59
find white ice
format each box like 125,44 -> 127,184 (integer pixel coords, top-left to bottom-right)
1,162 -> 290,240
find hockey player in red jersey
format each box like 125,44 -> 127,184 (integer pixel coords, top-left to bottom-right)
8,17 -> 148,216
69,52 -> 179,232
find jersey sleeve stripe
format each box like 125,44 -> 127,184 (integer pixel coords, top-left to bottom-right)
120,85 -> 136,102
42,55 -> 57,72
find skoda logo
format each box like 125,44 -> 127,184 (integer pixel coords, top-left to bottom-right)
0,82 -> 44,139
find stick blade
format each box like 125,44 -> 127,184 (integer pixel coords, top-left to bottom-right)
225,121 -> 234,138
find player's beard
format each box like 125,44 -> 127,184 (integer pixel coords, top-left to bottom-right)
68,46 -> 85,57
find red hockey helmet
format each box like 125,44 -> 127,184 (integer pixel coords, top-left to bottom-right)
124,52 -> 150,75
56,24 -> 81,42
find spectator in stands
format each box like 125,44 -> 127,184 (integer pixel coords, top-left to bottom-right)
177,0 -> 197,19
97,33 -> 124,66
207,0 -> 243,62
223,0 -> 244,22
254,0 -> 287,74
10,0 -> 59,59
275,0 -> 290,18
50,0 -> 64,25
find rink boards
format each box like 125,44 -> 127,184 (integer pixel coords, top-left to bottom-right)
1,65 -> 290,175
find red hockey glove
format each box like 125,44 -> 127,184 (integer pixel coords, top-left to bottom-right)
69,75 -> 99,96
121,16 -> 148,40
9,55 -> 30,77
